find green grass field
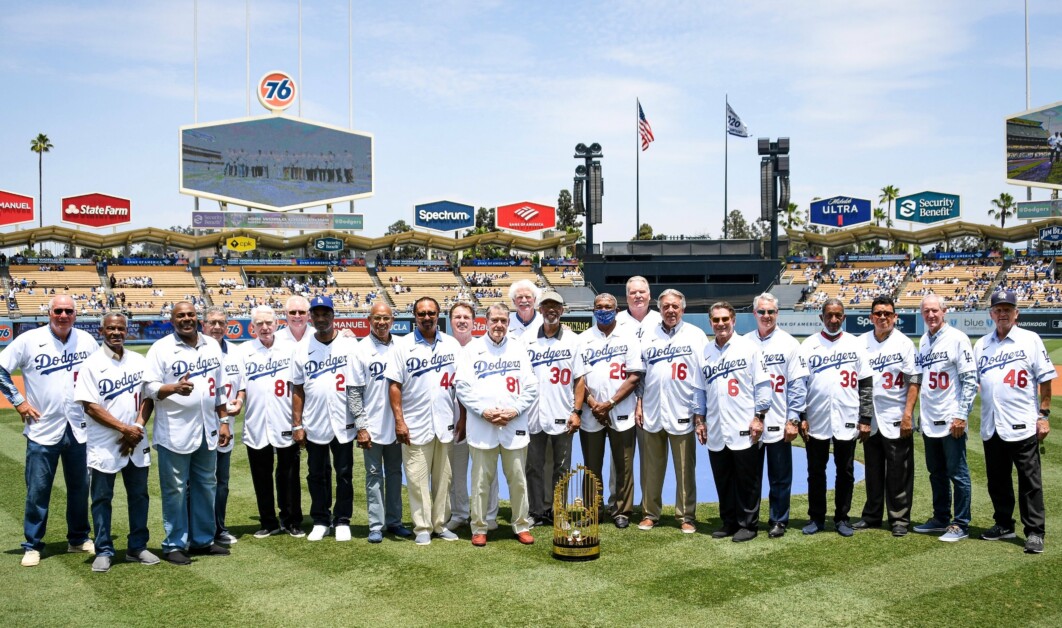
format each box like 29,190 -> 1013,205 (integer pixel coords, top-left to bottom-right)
2,343 -> 1062,626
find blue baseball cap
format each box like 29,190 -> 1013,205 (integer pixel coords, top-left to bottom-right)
309,295 -> 334,312
989,289 -> 1017,307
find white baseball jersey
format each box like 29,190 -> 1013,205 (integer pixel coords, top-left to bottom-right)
215,341 -> 242,454
916,324 -> 976,438
74,345 -> 150,473
861,329 -> 918,439
744,327 -> 809,444
524,326 -> 580,436
640,321 -> 707,435
456,335 -> 538,450
974,326 -> 1056,442
701,333 -> 770,451
384,329 -> 460,446
236,336 -> 295,450
349,333 -> 398,444
801,331 -> 873,441
291,332 -> 358,445
574,325 -> 643,433
144,332 -> 227,454
508,311 -> 542,339
617,309 -> 662,340
0,325 -> 97,446
275,326 -> 310,346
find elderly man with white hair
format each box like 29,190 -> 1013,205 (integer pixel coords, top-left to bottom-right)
508,279 -> 543,338
275,295 -> 311,344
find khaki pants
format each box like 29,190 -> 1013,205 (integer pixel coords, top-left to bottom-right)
470,445 -> 530,535
579,427 -> 636,519
640,430 -> 697,523
402,438 -> 452,535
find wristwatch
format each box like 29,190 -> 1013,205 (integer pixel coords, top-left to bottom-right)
1040,408 -> 1051,419
755,412 -> 767,421
219,417 -> 230,425
292,425 -> 305,432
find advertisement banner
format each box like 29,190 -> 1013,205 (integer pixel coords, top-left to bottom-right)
809,196 -> 872,228
414,200 -> 474,232
61,193 -> 131,228
467,258 -> 519,267
192,211 -> 363,231
116,257 -> 182,266
0,189 -> 35,227
226,236 -> 257,251
496,201 -> 556,233
1039,225 -> 1062,243
895,191 -> 961,224
314,237 -> 344,252
1016,200 -> 1062,220
333,215 -> 364,230
835,253 -> 908,262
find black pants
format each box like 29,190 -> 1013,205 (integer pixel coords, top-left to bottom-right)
806,436 -> 857,525
246,443 -> 303,530
983,433 -> 1045,537
861,432 -> 914,527
708,445 -> 764,531
526,431 -> 573,519
306,439 -> 354,526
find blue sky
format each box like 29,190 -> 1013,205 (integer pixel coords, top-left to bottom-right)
2,0 -> 1061,244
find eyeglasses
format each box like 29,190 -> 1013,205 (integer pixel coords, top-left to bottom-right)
204,320 -> 227,326
756,309 -> 777,316
52,309 -> 75,315
287,310 -> 307,315
711,316 -> 732,323
871,311 -> 895,318
415,311 -> 438,318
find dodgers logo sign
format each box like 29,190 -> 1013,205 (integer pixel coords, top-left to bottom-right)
809,196 -> 872,228
895,191 -> 960,224
414,200 -> 474,231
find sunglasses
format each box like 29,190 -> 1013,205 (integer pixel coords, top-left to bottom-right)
53,309 -> 75,315
287,310 -> 307,315
871,311 -> 895,318
711,316 -> 732,323
756,309 -> 777,316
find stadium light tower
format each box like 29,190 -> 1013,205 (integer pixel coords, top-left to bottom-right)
574,142 -> 603,257
758,137 -> 790,260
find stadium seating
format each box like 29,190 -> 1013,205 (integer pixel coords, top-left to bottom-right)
8,264 -> 105,316
380,266 -> 465,313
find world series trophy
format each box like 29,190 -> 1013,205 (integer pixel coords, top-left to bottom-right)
552,465 -> 601,561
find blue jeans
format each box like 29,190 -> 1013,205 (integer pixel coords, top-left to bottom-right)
23,424 -> 90,551
91,465 -> 150,557
156,439 -> 217,552
764,440 -> 793,526
922,433 -> 971,530
364,441 -> 404,532
214,449 -> 231,537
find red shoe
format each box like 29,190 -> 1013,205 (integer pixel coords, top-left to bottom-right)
471,534 -> 487,547
516,531 -> 535,545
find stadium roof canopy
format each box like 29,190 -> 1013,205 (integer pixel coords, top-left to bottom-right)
0,225 -> 579,253
787,217 -> 1062,248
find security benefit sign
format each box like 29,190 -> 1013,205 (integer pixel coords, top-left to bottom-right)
414,200 -> 474,232
1039,225 -> 1062,244
314,237 -> 344,252
809,196 -> 871,228
61,193 -> 132,228
895,191 -> 960,224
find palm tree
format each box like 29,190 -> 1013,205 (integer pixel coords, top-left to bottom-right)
873,206 -> 886,227
781,202 -> 803,229
30,133 -> 53,229
879,185 -> 900,224
988,192 -> 1015,229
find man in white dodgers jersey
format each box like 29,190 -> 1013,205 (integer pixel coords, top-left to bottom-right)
700,301 -> 772,542
619,276 -> 660,517
857,296 -> 919,537
743,292 -> 807,539
913,294 -> 976,542
348,302 -> 414,543
386,296 -> 462,546
575,293 -> 643,528
74,312 -> 159,572
508,279 -> 543,338
638,289 -> 706,534
236,306 -> 303,539
291,296 -> 359,543
523,291 -> 581,528
974,289 -> 1055,554
144,301 -> 231,565
799,298 -> 875,538
202,306 -> 244,546
0,294 -> 98,567
456,303 -> 538,547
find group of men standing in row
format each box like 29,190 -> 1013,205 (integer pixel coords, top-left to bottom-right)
1,275 -> 1052,572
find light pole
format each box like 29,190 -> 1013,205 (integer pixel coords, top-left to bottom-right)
574,142 -> 603,257
758,137 -> 790,260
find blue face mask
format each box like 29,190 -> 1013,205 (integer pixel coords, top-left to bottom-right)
594,309 -> 617,326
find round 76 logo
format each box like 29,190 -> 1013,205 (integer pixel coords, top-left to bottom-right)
257,70 -> 297,112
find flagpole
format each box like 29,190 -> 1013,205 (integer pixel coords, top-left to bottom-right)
636,99 -> 640,239
724,94 -> 729,239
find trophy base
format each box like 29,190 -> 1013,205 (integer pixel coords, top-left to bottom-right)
552,541 -> 600,561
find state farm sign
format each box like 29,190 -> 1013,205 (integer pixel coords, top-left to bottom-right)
61,193 -> 132,228
0,189 -> 35,227
496,201 -> 556,233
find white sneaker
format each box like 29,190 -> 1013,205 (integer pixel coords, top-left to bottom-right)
335,525 -> 352,542
216,531 -> 238,545
68,540 -> 95,554
445,517 -> 468,531
307,525 -> 331,542
415,532 -> 432,546
21,550 -> 41,567
435,529 -> 459,541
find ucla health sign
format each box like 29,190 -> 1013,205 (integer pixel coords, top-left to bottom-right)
895,191 -> 960,224
414,200 -> 474,232
809,196 -> 872,228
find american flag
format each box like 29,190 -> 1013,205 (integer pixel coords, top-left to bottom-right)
638,100 -> 655,151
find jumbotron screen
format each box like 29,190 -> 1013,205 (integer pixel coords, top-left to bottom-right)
180,116 -> 374,211
1005,101 -> 1062,191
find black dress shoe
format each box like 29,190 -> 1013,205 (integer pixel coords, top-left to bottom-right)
852,519 -> 879,531
614,516 -> 630,529
164,550 -> 192,565
891,524 -> 908,537
732,528 -> 758,543
189,543 -> 230,556
711,526 -> 738,539
768,523 -> 787,538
